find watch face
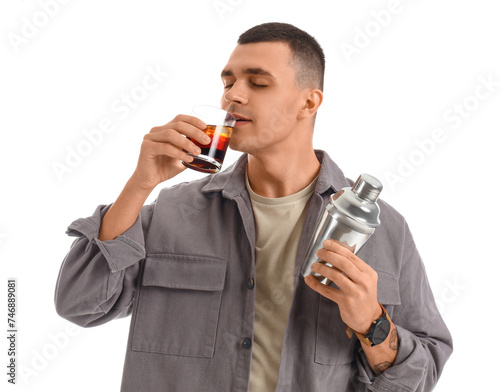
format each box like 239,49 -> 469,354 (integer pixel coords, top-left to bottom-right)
372,319 -> 391,345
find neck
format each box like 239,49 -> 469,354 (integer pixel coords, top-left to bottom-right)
247,149 -> 320,198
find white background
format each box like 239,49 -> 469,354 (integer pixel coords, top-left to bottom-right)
1,0 -> 499,390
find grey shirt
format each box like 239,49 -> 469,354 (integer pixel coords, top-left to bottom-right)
54,150 -> 452,392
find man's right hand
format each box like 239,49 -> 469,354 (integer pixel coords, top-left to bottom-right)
98,114 -> 210,241
129,114 -> 210,191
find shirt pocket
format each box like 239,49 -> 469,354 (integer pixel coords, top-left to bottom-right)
131,254 -> 227,358
314,271 -> 400,366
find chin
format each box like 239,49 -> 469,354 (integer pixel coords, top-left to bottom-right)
229,133 -> 264,156
229,140 -> 251,156
228,134 -> 243,151
228,142 -> 245,154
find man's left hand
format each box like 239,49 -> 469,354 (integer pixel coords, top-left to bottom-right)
304,239 -> 381,334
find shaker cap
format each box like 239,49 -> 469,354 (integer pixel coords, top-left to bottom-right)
352,174 -> 383,202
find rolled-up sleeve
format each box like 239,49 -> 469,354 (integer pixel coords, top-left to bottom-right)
357,219 -> 453,392
54,203 -> 154,328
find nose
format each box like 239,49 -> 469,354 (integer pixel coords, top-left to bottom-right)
223,82 -> 248,106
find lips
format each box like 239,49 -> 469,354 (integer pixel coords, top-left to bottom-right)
231,113 -> 252,126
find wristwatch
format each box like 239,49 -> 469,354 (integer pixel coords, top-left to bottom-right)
355,303 -> 392,347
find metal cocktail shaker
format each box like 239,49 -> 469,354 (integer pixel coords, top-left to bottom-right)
301,173 -> 383,285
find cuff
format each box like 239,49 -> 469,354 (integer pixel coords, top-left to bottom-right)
66,204 -> 146,272
356,326 -> 427,392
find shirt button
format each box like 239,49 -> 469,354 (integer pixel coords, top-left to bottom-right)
241,337 -> 252,349
247,278 -> 255,290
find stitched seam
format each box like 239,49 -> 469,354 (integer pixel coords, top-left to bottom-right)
115,235 -> 146,254
402,246 -> 417,268
146,254 -> 225,263
373,375 -> 416,392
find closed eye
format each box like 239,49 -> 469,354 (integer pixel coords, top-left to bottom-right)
223,82 -> 268,89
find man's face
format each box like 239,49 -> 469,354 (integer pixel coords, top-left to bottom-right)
220,42 -> 308,155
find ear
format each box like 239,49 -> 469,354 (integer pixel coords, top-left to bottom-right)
297,89 -> 323,121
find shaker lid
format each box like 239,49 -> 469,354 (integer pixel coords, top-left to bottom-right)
352,174 -> 383,202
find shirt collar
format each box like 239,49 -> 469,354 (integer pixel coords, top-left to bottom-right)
201,150 -> 352,198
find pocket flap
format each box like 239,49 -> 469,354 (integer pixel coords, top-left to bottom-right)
376,270 -> 401,305
142,255 -> 227,291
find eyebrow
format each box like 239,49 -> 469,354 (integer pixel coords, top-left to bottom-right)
221,67 -> 275,78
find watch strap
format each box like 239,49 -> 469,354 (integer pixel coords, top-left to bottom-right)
349,303 -> 392,347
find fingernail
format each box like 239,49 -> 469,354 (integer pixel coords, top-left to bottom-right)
203,135 -> 211,143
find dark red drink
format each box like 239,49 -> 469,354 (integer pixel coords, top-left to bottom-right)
183,124 -> 233,173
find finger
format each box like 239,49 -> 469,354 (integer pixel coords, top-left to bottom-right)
151,116 -> 210,145
151,114 -> 207,133
304,275 -> 343,303
322,239 -> 369,272
146,129 -> 202,156
143,138 -> 194,162
152,122 -> 210,146
310,262 -> 354,291
316,247 -> 361,280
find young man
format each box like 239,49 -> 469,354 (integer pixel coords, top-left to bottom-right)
55,23 -> 452,391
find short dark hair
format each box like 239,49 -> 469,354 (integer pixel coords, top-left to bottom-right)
238,22 -> 325,91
